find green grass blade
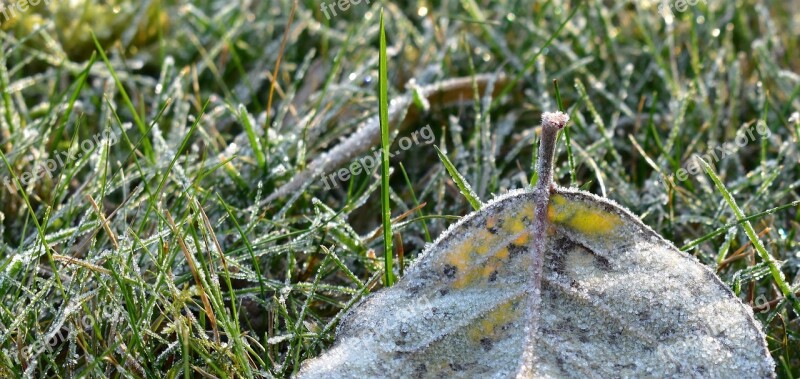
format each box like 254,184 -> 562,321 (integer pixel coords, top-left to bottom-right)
699,158 -> 800,315
399,162 -> 432,243
434,145 -> 482,211
553,79 -> 576,187
378,9 -> 395,287
52,52 -> 96,150
91,30 -> 154,162
680,200 -> 800,251
238,104 -> 266,172
492,3 -> 582,110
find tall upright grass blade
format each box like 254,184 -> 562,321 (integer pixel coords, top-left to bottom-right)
378,9 -> 395,287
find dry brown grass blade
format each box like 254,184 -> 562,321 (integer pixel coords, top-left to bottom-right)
393,232 -> 404,276
265,0 -> 298,130
365,202 -> 427,243
165,211 -> 220,344
52,254 -> 112,275
70,186 -> 138,257
717,227 -> 772,271
196,199 -> 230,273
86,195 -> 119,250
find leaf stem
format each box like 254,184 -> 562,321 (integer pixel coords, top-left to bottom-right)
521,111 -> 570,374
535,112 -> 570,191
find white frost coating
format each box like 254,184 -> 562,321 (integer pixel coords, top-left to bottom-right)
295,188 -> 775,378
541,111 -> 570,130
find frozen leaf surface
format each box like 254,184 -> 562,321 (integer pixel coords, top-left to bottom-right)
296,112 -> 774,378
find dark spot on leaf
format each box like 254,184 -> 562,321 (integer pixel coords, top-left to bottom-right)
569,239 -> 610,272
555,236 -> 574,248
594,255 -> 611,271
507,243 -> 526,257
449,362 -> 465,371
443,264 -> 457,278
488,270 -> 498,282
395,330 -> 408,346
480,337 -> 493,351
659,327 -> 675,340
548,246 -> 568,275
615,363 -> 636,370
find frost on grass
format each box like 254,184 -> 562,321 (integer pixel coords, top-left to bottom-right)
296,188 -> 774,378
263,74 -> 507,206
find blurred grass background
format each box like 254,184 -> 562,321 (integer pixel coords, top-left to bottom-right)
0,0 -> 798,377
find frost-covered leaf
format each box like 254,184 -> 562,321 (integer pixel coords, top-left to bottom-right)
296,113 -> 774,378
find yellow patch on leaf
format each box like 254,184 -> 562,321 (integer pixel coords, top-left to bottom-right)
452,253 -> 504,289
475,229 -> 495,255
467,301 -> 519,343
504,203 -> 535,234
547,193 -> 621,235
445,238 -> 473,271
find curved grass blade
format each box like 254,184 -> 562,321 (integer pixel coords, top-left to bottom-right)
434,145 -> 482,211
699,158 -> 800,315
